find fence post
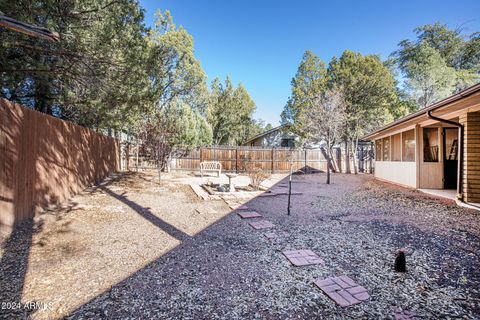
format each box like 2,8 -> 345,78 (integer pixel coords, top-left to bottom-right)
125,142 -> 130,171
361,145 -> 365,173
271,147 -> 275,174
336,148 -> 342,173
369,142 -> 374,174
200,147 -> 203,163
235,147 -> 238,173
304,149 -> 307,174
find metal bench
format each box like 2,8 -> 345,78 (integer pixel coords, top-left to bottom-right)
200,161 -> 222,177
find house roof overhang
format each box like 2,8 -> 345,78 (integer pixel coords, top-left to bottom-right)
243,124 -> 286,144
362,83 -> 480,141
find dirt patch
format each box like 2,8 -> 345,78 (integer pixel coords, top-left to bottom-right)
0,171 -> 230,319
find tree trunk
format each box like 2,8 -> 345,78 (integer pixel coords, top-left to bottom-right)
344,137 -> 351,174
34,56 -> 53,115
328,147 -> 339,172
325,136 -> 334,183
156,146 -> 162,182
125,142 -> 130,171
326,153 -> 331,184
321,148 -> 334,172
36,78 -> 51,114
352,137 -> 359,175
135,141 -> 139,172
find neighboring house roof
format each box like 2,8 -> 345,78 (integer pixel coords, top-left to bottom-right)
243,125 -> 286,144
363,82 -> 480,140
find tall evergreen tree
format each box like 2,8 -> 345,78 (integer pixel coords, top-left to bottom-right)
207,77 -> 257,145
0,0 -> 149,131
392,22 -> 480,108
141,9 -> 212,174
402,43 -> 457,107
328,51 -> 406,173
281,50 -> 327,133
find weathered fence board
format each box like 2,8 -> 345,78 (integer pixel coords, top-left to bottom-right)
127,144 -> 373,174
0,99 -> 120,230
170,146 -> 329,173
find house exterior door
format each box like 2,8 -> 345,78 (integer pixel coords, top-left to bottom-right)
443,128 -> 458,189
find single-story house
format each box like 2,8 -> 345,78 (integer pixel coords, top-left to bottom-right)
244,125 -> 297,147
243,125 -> 320,148
363,83 -> 480,205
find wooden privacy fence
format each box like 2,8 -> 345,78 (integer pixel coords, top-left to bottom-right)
171,146 -> 330,173
0,99 -> 120,229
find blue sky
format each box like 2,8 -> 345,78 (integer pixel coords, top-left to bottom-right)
138,0 -> 480,125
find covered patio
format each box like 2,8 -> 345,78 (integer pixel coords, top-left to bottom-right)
363,83 -> 480,206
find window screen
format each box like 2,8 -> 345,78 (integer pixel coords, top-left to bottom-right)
382,137 -> 390,161
391,134 -> 401,161
402,130 -> 415,162
375,140 -> 382,161
423,128 -> 439,162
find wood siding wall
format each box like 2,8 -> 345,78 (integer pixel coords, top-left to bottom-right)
460,111 -> 480,203
0,99 -> 120,229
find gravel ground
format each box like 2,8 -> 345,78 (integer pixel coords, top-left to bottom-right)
2,171 -> 480,319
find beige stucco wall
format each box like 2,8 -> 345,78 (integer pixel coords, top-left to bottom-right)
375,161 -> 417,188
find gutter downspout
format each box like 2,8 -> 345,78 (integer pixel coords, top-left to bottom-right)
426,110 -> 464,200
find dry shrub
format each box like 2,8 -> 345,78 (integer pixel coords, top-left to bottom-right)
247,162 -> 270,190
239,155 -> 270,190
247,166 -> 270,190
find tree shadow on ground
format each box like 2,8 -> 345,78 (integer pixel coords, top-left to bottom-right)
0,98 -> 118,319
99,185 -> 189,241
64,173 -> 301,319
0,219 -> 36,319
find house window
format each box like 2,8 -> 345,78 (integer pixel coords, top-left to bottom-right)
382,137 -> 390,161
402,130 -> 415,162
391,133 -> 401,161
281,138 -> 294,148
423,128 -> 439,162
375,140 -> 382,161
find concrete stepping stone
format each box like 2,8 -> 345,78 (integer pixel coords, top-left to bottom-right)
264,231 -> 290,244
264,231 -> 289,239
237,211 -> 262,219
264,232 -> 277,239
249,220 -> 275,230
282,249 -> 324,266
314,276 -> 369,307
394,308 -> 419,320
229,204 -> 249,210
